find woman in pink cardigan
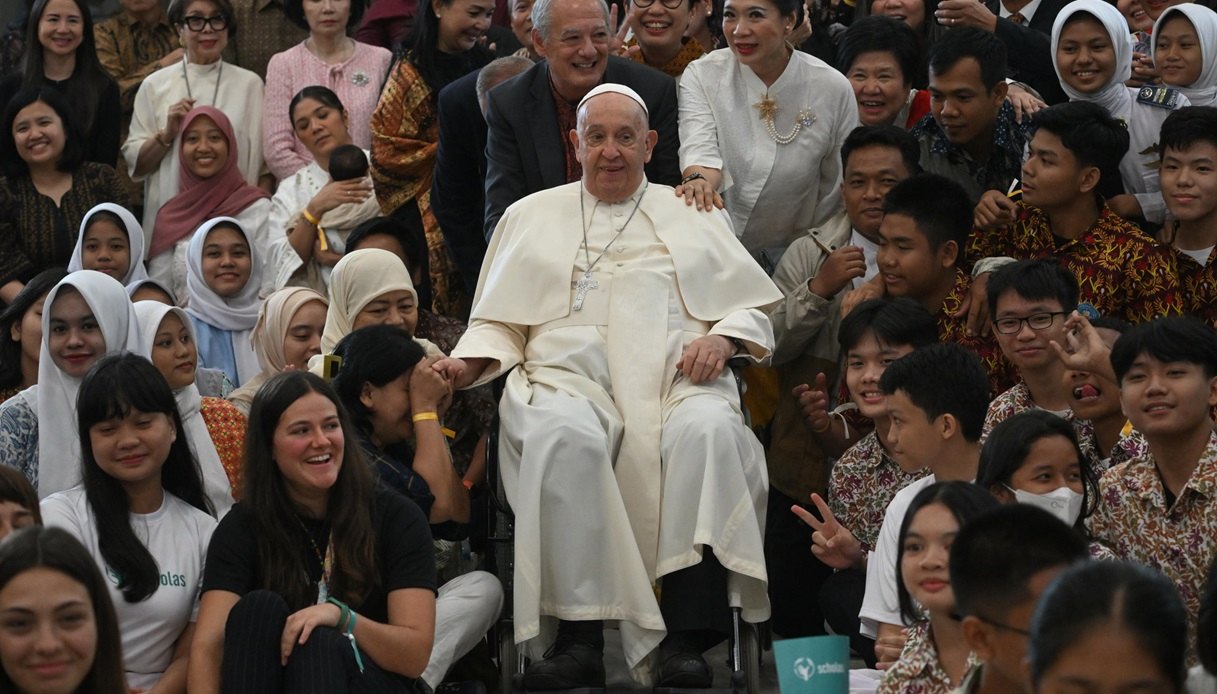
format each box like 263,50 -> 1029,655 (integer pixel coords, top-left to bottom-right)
262,0 -> 392,181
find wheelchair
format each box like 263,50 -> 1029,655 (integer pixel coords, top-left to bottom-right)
481,367 -> 769,694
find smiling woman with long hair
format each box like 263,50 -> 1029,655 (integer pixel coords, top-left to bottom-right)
189,371 -> 437,693
40,353 -> 216,692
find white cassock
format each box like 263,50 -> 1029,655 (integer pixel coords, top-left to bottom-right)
450,180 -> 783,683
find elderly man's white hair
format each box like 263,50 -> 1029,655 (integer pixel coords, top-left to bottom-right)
531,0 -> 610,41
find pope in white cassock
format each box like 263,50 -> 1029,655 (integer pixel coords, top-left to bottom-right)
435,83 -> 783,690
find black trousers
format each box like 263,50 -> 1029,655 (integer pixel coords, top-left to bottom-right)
764,488 -> 833,639
221,590 -> 424,694
659,549 -> 733,651
820,568 -> 876,667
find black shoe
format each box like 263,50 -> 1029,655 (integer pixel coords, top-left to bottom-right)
434,682 -> 487,694
522,636 -> 606,691
655,639 -> 712,689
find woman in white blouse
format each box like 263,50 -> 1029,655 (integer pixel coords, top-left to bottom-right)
677,0 -> 858,265
122,0 -> 267,285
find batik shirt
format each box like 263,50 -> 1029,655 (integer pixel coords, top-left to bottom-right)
980,381 -> 1097,460
828,431 -> 928,552
1173,246 -> 1217,328
966,204 -> 1182,324
912,100 -> 1030,203
1089,431 -> 1217,652
935,269 -> 1017,396
878,621 -> 980,694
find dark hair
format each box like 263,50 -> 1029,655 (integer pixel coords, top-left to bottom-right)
840,124 -> 921,175
976,410 -> 1097,530
895,481 -> 1000,624
284,0 -> 364,32
1197,553 -> 1217,674
882,173 -> 973,254
1090,315 -> 1132,334
951,503 -> 1087,620
0,267 -> 66,390
21,0 -> 110,136
0,526 -> 127,694
1029,561 -> 1187,692
1111,316 -> 1217,382
168,0 -> 238,37
328,144 -> 369,181
77,354 -> 212,603
331,324 -> 426,436
837,15 -> 920,88
0,465 -> 40,525
245,371 -> 379,610
1030,101 -> 1130,200
1161,106 -> 1217,156
0,85 -> 84,177
288,85 -> 346,129
346,215 -> 433,312
880,342 -> 991,441
837,297 -> 937,354
402,0 -> 492,100
985,259 -> 1079,319
928,26 -> 1007,91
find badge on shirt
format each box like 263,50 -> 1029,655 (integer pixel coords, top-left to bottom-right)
352,71 -> 369,87
1137,86 -> 1182,110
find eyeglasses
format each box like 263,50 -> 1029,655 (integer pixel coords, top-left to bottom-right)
950,611 -> 1031,636
992,311 -> 1067,335
182,14 -> 228,31
632,0 -> 687,9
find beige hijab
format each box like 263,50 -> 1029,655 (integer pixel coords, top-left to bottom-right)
319,248 -> 419,354
226,287 -> 329,413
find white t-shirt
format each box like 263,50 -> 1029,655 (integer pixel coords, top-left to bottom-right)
41,487 -> 216,691
859,474 -> 937,638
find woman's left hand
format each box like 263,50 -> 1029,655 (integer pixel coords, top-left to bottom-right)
1005,83 -> 1046,123
280,602 -> 343,665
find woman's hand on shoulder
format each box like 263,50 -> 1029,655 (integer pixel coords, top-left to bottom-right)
279,602 -> 343,665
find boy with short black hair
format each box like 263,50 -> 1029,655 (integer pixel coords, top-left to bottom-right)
981,259 -> 1080,439
970,101 -> 1182,324
1091,316 -> 1217,646
878,173 -> 1013,393
792,297 -> 937,664
1160,106 -> 1217,327
855,342 -> 992,666
951,504 -> 1089,694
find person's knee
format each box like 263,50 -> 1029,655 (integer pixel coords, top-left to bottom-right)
439,570 -> 504,633
226,589 -> 290,632
664,396 -> 740,445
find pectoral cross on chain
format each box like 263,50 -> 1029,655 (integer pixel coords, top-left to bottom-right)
573,271 -> 598,311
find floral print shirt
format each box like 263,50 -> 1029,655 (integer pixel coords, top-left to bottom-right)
829,431 -> 927,552
878,621 -> 980,694
1089,431 -> 1217,652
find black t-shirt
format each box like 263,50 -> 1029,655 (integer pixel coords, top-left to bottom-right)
202,487 -> 437,623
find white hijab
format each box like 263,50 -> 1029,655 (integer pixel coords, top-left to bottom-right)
132,301 -> 234,517
67,204 -> 150,287
34,271 -> 139,498
319,248 -> 419,355
184,217 -> 263,383
1052,0 -> 1135,117
1153,5 -> 1217,107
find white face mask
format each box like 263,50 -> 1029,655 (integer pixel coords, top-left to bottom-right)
1006,485 -> 1084,526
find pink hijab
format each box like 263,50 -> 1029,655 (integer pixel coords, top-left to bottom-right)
149,106 -> 269,258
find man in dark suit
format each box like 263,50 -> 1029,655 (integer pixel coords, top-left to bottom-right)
482,0 -> 681,239
432,56 -> 535,295
935,0 -> 1070,104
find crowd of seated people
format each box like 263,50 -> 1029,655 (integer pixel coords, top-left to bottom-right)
2,0 -> 1217,690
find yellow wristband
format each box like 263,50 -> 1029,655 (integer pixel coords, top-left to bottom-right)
412,411 -> 439,423
302,207 -> 321,226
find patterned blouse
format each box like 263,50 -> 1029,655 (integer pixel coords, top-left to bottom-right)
966,203 -> 1183,325
624,36 -> 706,78
0,393 -> 38,487
878,621 -> 980,694
200,397 -> 247,500
980,381 -> 1097,462
1089,431 -> 1217,652
828,431 -> 927,552
93,12 -> 178,114
0,163 -> 133,287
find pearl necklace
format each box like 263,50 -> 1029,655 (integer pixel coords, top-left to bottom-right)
754,92 -> 815,145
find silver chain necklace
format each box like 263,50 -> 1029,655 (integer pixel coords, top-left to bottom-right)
181,56 -> 222,106
573,182 -> 648,311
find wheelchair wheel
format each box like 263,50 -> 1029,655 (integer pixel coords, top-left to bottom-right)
497,624 -> 518,694
739,622 -> 762,694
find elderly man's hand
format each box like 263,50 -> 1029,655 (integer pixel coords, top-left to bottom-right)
934,0 -> 997,32
678,334 -> 735,384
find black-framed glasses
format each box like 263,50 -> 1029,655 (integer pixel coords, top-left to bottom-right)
975,614 -> 1031,637
993,311 -> 1067,335
632,0 -> 687,9
182,14 -> 229,31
